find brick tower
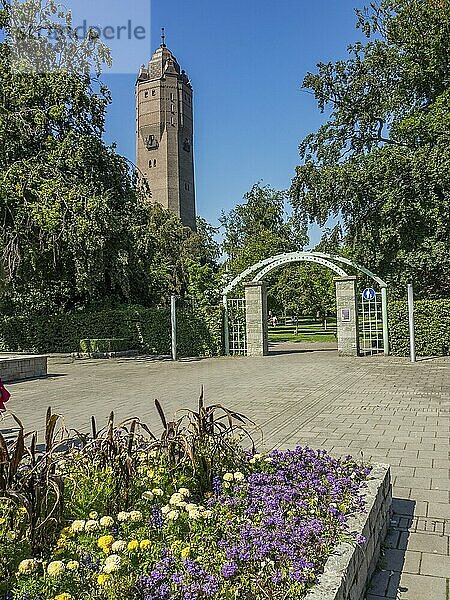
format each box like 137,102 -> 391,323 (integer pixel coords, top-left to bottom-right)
136,32 -> 196,230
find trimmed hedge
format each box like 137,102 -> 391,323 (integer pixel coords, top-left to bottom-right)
79,338 -> 130,354
389,299 -> 450,357
0,305 -> 223,358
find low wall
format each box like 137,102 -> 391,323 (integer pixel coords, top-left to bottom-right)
306,463 -> 391,600
0,354 -> 48,382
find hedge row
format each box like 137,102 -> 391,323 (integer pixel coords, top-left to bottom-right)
0,305 -> 223,358
388,299 -> 450,357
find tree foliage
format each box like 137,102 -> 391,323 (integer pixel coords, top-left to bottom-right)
290,0 -> 450,298
220,182 -> 307,279
220,183 -> 338,316
0,1 -> 219,315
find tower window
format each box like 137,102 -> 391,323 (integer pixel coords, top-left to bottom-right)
170,92 -> 175,101
153,159 -> 157,167
171,116 -> 175,126
144,91 -> 149,98
171,104 -> 175,113
149,160 -> 152,167
152,89 -> 156,96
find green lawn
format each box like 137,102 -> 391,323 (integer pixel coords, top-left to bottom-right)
268,319 -> 337,343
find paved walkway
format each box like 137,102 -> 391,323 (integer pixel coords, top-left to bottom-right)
1,349 -> 449,599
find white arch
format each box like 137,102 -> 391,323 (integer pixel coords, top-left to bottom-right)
222,251 -> 389,356
253,254 -> 347,281
221,251 -> 386,296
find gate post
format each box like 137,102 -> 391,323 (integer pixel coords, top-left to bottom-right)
334,276 -> 360,357
244,281 -> 268,356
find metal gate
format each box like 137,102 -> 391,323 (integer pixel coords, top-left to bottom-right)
227,298 -> 247,356
359,289 -> 384,355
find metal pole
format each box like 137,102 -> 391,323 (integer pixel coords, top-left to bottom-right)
407,283 -> 416,363
223,295 -> 230,356
171,295 -> 177,361
381,286 -> 389,355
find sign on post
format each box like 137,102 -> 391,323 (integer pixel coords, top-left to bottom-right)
362,287 -> 376,301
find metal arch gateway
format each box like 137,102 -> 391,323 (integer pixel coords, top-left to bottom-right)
222,251 -> 389,356
253,255 -> 348,282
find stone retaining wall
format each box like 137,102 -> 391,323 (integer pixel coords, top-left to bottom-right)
0,355 -> 48,382
306,463 -> 391,600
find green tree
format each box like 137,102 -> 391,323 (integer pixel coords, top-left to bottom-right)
271,264 -> 336,325
0,1 -> 220,315
290,0 -> 450,298
220,182 -> 307,279
0,0 -> 137,313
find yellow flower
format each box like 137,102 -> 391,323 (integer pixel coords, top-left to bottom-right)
103,554 -> 122,573
60,527 -> 72,537
139,539 -> 152,550
117,511 -> 130,522
67,560 -> 79,571
111,540 -> 127,552
97,573 -> 111,585
223,472 -> 234,482
89,511 -> 99,519
47,561 -> 65,576
127,540 -> 139,551
54,594 -> 72,600
100,516 -> 114,527
98,535 -> 115,553
70,519 -> 85,533
129,510 -> 142,522
17,559 -> 39,575
165,510 -> 179,521
180,546 -> 191,558
85,519 -> 99,532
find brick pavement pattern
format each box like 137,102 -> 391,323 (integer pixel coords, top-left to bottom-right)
1,347 -> 449,599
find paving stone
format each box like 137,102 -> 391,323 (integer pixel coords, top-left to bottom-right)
410,488 -> 449,503
427,502 -> 450,519
414,467 -> 448,479
382,549 -> 421,573
419,552 -> 450,577
396,476 -> 431,490
431,479 -> 450,492
398,573 -> 447,599
2,350 -> 449,599
405,531 -> 448,555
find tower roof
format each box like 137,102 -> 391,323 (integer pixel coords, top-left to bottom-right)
137,44 -> 192,85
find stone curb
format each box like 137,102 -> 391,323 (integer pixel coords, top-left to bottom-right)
0,355 -> 48,382
306,463 -> 391,600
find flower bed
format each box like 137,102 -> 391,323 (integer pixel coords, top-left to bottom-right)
0,400 -> 372,600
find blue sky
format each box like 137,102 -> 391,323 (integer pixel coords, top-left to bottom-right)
102,0 -> 365,243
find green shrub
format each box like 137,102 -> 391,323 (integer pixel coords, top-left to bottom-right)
79,338 -> 130,354
389,299 -> 450,356
0,304 -> 223,358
